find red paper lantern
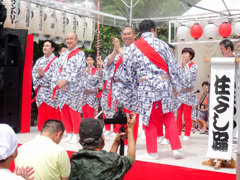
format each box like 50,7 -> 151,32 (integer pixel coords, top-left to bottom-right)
218,22 -> 232,38
190,23 -> 203,40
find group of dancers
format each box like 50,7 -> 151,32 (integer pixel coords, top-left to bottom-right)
33,19 -> 206,159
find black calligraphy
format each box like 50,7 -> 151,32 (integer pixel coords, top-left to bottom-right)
10,0 -> 16,24
212,75 -> 230,152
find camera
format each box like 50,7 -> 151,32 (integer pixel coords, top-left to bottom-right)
104,101 -> 127,125
104,101 -> 128,155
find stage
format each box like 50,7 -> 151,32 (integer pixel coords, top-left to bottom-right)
15,126 -> 236,180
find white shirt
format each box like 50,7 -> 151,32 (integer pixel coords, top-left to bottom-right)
0,169 -> 24,180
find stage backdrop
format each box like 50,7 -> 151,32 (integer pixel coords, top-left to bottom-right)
207,57 -> 235,160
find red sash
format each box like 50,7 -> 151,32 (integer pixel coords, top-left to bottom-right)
31,56 -> 57,103
51,48 -> 81,100
107,56 -> 123,108
188,61 -> 194,68
134,37 -> 169,75
91,67 -> 98,75
96,80 -> 107,98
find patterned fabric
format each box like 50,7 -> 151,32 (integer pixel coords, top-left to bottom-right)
82,67 -> 101,110
51,46 -> 85,112
191,109 -> 206,121
32,53 -> 57,108
105,49 -> 140,114
192,92 -> 209,121
121,32 -> 183,126
69,149 -> 134,180
174,61 -> 198,109
100,61 -> 116,118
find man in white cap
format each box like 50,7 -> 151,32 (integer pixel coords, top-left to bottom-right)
0,124 -> 34,179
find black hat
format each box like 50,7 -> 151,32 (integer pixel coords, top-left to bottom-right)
79,118 -> 105,144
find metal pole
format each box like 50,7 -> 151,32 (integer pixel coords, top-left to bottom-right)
168,21 -> 171,44
129,0 -> 133,26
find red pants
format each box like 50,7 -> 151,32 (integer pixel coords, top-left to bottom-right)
144,101 -> 181,153
61,104 -> 81,134
157,121 -> 163,137
82,104 -> 95,119
103,112 -> 118,133
38,102 -> 61,131
177,103 -> 192,136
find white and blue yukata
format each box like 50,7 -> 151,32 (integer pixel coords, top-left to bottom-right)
51,46 -> 85,134
120,32 -> 183,152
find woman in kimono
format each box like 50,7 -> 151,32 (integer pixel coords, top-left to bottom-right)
82,53 -> 102,119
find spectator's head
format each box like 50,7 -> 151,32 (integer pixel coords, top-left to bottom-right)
121,26 -> 136,47
167,43 -> 175,53
79,118 -> 105,150
43,40 -> 55,57
41,120 -> 65,144
182,47 -> 195,61
219,39 -> 234,56
86,53 -> 96,67
0,124 -> 18,164
58,45 -> 68,55
139,20 -> 157,37
65,32 -> 78,51
202,81 -> 209,93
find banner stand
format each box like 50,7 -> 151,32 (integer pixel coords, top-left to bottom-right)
202,158 -> 236,170
202,58 -> 239,170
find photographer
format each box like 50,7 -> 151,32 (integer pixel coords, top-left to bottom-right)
69,113 -> 136,180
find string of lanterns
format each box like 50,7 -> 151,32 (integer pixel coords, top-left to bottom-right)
177,21 -> 240,41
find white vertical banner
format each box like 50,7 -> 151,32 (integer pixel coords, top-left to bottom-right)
207,57 -> 235,160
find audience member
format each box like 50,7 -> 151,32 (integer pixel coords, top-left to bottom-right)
193,81 -> 209,134
69,113 -> 136,180
0,124 -> 34,180
15,120 -> 70,180
219,39 -> 236,57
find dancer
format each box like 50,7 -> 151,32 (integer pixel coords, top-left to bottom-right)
52,32 -> 85,144
118,20 -> 184,159
82,53 -> 103,119
100,57 -> 118,135
107,26 -> 140,145
32,40 -> 61,131
58,45 -> 67,56
175,48 -> 198,141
